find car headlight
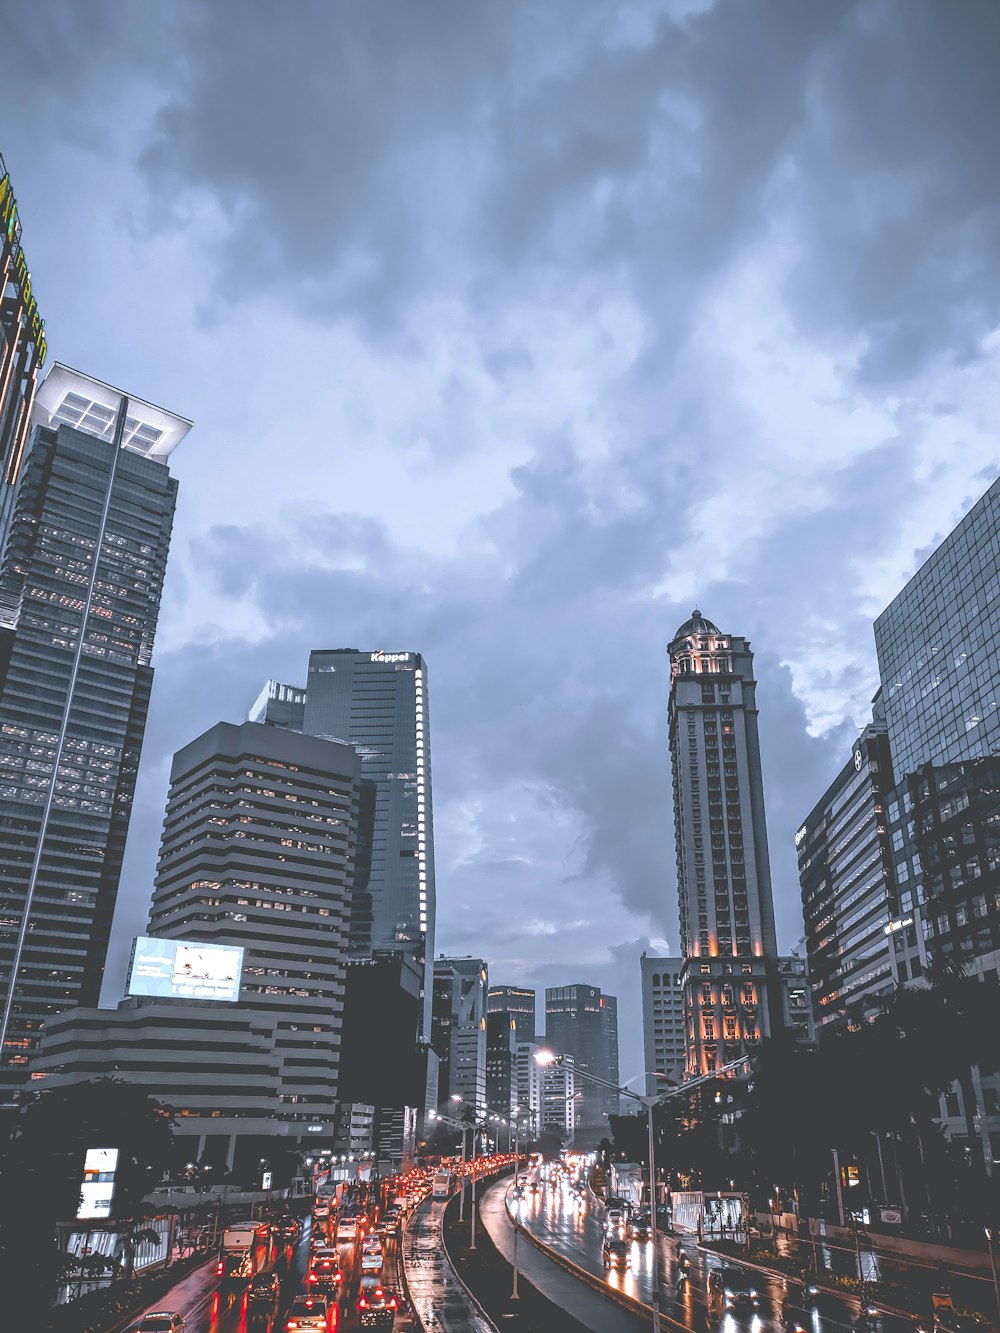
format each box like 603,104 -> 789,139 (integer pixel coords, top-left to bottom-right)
750,1289 -> 758,1298
724,1289 -> 734,1299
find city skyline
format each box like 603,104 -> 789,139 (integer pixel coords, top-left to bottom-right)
5,2 -> 1000,1086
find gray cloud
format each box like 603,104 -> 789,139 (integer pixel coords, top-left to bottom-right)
5,0 -> 1000,1085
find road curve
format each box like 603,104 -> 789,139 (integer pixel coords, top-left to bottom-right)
402,1195 -> 496,1333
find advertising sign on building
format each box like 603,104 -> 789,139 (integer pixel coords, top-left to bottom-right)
126,937 -> 244,1002
77,1147 -> 119,1219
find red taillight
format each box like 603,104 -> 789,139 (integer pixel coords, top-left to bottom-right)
358,1298 -> 368,1309
308,1272 -> 318,1283
216,1261 -> 224,1274
389,1297 -> 398,1308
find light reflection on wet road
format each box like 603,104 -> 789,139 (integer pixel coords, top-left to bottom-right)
511,1171 -> 907,1333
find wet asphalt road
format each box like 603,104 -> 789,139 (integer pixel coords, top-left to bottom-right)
512,1170 -> 915,1333
401,1196 -> 493,1333
126,1216 -> 414,1333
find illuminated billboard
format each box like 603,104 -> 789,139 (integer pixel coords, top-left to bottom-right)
127,936 -> 244,1003
77,1147 -> 119,1219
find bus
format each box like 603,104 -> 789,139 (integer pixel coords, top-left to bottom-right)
432,1170 -> 454,1200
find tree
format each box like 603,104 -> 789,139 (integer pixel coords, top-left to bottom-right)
0,1079 -> 174,1319
116,1226 -> 162,1282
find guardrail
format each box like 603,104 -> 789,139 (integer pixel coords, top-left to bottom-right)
504,1185 -> 694,1332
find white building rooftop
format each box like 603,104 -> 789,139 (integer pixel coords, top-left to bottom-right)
31,362 -> 193,463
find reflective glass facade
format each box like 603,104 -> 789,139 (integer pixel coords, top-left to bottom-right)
874,476 -> 1000,777
0,389 -> 183,1103
302,649 -> 435,1036
544,983 -> 619,1129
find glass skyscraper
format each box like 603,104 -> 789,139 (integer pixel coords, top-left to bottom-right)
544,983 -> 619,1131
874,475 -> 1000,776
0,153 -> 47,523
0,364 -> 190,1104
295,649 -> 435,1036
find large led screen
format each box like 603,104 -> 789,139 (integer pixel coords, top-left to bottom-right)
126,936 -> 244,1002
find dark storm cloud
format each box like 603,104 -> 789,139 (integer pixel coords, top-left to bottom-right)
7,0 -> 1000,1087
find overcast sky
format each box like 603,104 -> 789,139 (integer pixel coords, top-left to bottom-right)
5,0 -> 1000,1083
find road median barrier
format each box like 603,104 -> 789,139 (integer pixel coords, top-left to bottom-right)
504,1187 -> 694,1333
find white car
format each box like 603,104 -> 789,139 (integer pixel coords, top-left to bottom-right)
360,1244 -> 384,1274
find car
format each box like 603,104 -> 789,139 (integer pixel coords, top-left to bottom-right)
136,1315 -> 185,1333
361,1245 -> 384,1274
307,1247 -> 344,1291
358,1286 -> 398,1328
708,1267 -> 760,1309
628,1212 -> 652,1241
247,1272 -> 281,1304
602,1238 -> 631,1271
279,1216 -> 302,1239
783,1283 -> 819,1333
285,1293 -> 337,1331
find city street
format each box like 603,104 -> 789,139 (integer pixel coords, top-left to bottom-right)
128,1217 -> 414,1333
510,1171 -> 913,1333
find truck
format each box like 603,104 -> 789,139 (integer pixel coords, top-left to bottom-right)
216,1220 -> 266,1284
432,1170 -> 453,1200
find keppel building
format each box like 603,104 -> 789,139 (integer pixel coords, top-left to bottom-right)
667,611 -> 780,1075
0,364 -> 190,1104
486,983 -> 537,1118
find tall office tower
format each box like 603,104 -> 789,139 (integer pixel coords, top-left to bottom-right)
540,1057 -> 575,1141
544,984 -> 619,1131
488,984 -> 536,1039
33,721 -> 362,1165
667,611 -> 780,1075
486,1011 -> 516,1117
302,649 -> 435,1036
247,679 -> 306,732
796,719 -> 900,1028
601,994 -> 621,1118
486,984 -> 537,1117
874,475 -> 1000,776
0,364 -> 190,1104
513,1039 -> 543,1137
640,953 -> 685,1095
147,721 -> 359,1130
431,956 -> 487,1116
0,155 -> 47,526
338,952 -> 425,1169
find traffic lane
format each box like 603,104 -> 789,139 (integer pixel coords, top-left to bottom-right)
516,1181 -> 891,1333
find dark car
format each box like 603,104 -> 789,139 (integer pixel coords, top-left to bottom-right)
279,1216 -> 302,1239
358,1286 -> 398,1328
248,1272 -> 281,1304
628,1212 -> 652,1241
602,1238 -> 631,1271
708,1267 -> 760,1309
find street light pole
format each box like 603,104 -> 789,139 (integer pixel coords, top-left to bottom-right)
533,1049 -> 749,1333
511,1118 -> 521,1301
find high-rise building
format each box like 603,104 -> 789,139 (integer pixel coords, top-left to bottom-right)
796,719 -> 900,1028
146,721 -> 358,1127
303,650 -> 434,1007
431,956 -> 487,1116
540,1057 -> 576,1141
33,720 -> 360,1162
486,984 -> 536,1118
513,1039 -> 543,1138
486,1010 -> 516,1117
874,475 -> 1000,778
247,679 -> 306,732
666,611 -> 780,1075
0,364 -> 190,1103
640,953 -> 685,1095
487,984 -> 536,1039
544,984 -> 619,1131
0,154 -> 47,528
